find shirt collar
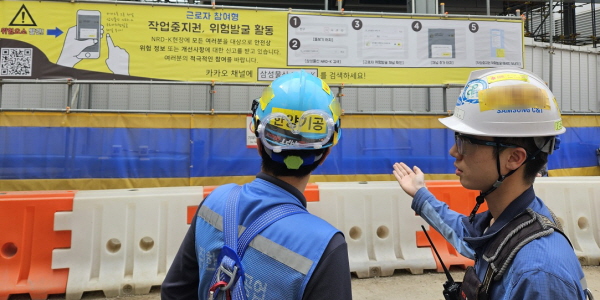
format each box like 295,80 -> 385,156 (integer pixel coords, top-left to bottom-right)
464,186 -> 536,250
256,172 -> 307,207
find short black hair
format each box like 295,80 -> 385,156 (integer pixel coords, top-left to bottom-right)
494,137 -> 549,184
259,145 -> 327,178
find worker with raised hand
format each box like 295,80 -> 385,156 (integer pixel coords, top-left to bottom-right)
393,68 -> 592,299
162,70 -> 352,300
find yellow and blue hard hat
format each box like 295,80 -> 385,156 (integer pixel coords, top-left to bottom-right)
251,70 -> 342,168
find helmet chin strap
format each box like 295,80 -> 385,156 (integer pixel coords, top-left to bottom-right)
468,143 -> 520,223
466,140 -> 547,223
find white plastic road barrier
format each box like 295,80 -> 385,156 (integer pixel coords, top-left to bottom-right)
534,177 -> 600,265
309,182 -> 436,278
34,177 -> 599,299
52,187 -> 203,300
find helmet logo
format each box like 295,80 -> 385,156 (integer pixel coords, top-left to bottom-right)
329,98 -> 342,122
487,73 -> 528,84
321,80 -> 332,95
457,79 -> 487,106
270,107 -> 327,134
259,87 -> 275,111
554,120 -> 563,131
479,84 -> 550,112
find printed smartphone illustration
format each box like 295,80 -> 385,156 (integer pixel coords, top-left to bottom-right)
76,10 -> 101,59
490,29 -> 505,58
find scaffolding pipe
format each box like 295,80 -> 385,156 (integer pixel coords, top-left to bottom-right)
593,0 -> 597,48
442,85 -> 448,112
0,79 -> 464,89
549,0 -> 554,90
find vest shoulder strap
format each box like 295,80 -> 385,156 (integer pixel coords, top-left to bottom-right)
482,208 -> 568,281
209,185 -> 309,300
469,208 -> 595,300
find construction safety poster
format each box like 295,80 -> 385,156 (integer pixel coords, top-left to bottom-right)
0,0 -> 524,84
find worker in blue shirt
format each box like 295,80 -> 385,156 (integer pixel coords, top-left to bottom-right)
161,71 -> 352,300
393,68 -> 593,299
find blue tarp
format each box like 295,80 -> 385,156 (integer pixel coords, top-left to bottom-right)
1,126 -> 597,180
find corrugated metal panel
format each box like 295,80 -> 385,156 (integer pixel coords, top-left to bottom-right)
90,85 -> 110,109
392,88 -> 410,111
190,86 -> 209,111
227,86 -> 247,111
579,53 -> 590,112
357,88 -> 376,112
409,88 -> 428,112
525,45 -> 534,71
448,88 -> 461,110
571,51 -> 581,112
375,88 -> 393,111
587,54 -> 600,112
171,85 -> 192,111
340,87 -> 359,113
213,86 -> 231,111
574,8 -> 600,42
130,85 -> 151,110
73,84 -> 90,109
44,85 -> 68,108
550,46 -> 564,109
150,85 -> 170,111
4,84 -> 68,109
19,84 -> 42,108
429,88 -> 443,112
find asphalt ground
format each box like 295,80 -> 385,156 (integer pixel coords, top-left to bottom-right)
17,265 -> 592,300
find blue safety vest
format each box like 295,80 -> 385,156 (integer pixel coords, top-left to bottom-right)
195,181 -> 339,300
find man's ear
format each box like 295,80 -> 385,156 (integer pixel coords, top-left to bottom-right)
506,147 -> 528,170
318,148 -> 332,166
256,140 -> 264,156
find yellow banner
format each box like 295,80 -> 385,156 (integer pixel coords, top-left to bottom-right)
0,0 -> 523,84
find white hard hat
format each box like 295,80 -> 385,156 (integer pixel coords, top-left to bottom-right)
439,68 -> 565,137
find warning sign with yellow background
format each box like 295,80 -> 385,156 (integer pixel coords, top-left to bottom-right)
0,0 -> 524,84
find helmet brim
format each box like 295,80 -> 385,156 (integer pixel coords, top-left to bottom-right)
439,115 -> 488,136
439,115 -> 566,137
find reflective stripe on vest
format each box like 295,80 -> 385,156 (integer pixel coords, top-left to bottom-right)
198,204 -> 313,275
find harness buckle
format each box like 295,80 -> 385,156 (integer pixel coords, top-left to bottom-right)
209,246 -> 244,299
215,262 -> 239,291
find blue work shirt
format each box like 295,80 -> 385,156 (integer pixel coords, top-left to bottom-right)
412,185 -> 586,299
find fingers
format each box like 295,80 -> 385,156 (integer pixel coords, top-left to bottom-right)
413,165 -> 423,175
393,162 -> 413,175
394,162 -> 426,179
106,33 -> 115,49
392,170 -> 402,182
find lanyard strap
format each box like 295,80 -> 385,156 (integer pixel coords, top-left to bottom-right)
210,185 -> 308,300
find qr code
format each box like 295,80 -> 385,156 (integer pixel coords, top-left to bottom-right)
1,48 -> 33,76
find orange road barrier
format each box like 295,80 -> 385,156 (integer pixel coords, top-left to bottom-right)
186,186 -> 217,224
0,191 -> 74,300
305,183 -> 320,202
203,186 -> 217,199
416,181 -> 487,272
